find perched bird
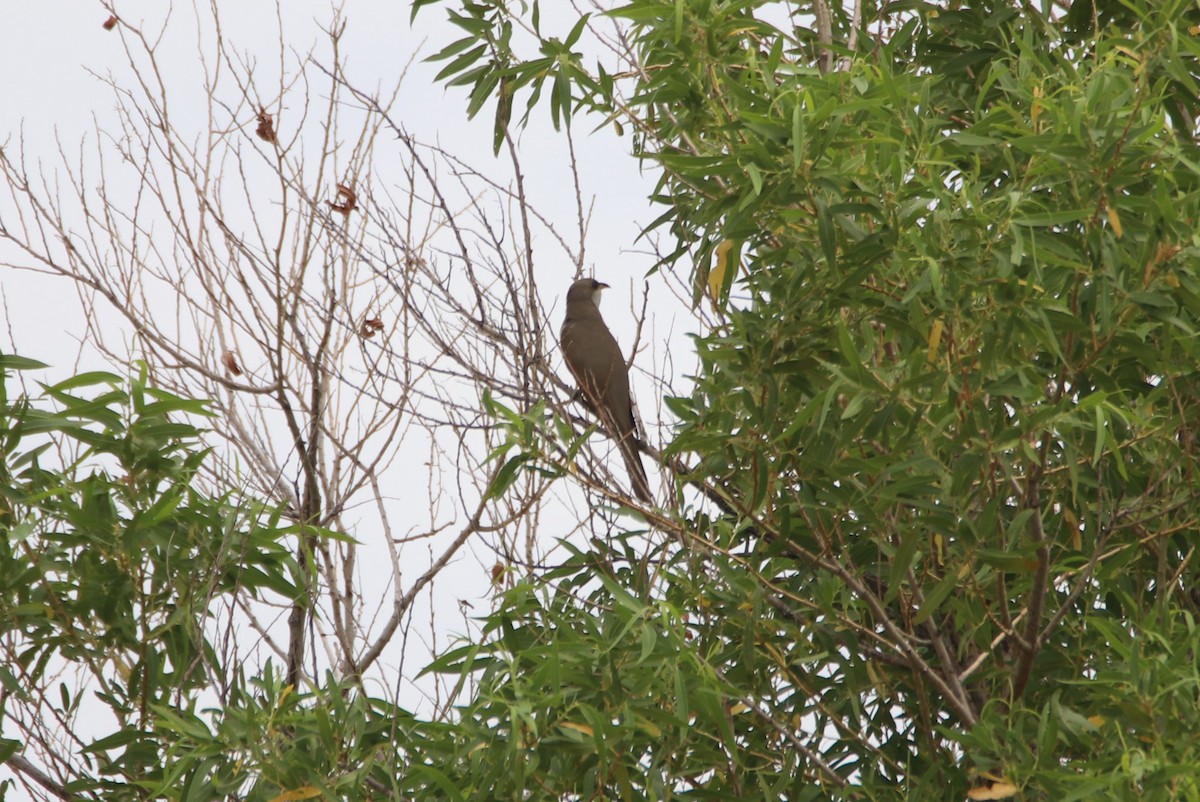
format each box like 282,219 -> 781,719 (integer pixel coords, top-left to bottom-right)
559,278 -> 653,503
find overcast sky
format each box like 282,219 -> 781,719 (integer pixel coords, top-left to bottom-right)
1,0 -> 671,370
0,1 -> 693,752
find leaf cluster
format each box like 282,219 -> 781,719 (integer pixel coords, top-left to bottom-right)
0,357 -> 303,798
413,0 -> 1200,797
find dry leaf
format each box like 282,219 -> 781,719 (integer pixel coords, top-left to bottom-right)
359,317 -> 385,338
1143,241 -> 1181,286
269,788 -> 322,802
102,15 -> 118,30
707,239 -> 738,307
966,776 -> 1018,800
328,182 -> 357,215
1105,203 -> 1123,239
1154,242 -> 1180,268
255,106 -> 276,143
221,351 -> 243,377
926,318 -> 944,364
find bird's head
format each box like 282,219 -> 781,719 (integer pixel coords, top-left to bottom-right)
567,277 -> 610,309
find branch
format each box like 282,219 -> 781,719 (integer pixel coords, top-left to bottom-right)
813,0 -> 834,74
1010,462 -> 1051,701
5,754 -> 80,802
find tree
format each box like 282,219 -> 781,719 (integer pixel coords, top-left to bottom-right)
0,356 -> 300,798
1,3 -> 676,799
8,0 -> 1200,800
409,0 -> 1200,798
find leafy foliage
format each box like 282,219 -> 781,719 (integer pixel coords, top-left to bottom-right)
415,0 -> 1200,798
0,358 -> 308,798
12,1 -> 1200,800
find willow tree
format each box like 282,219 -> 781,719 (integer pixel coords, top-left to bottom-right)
7,1 -> 1200,799
409,0 -> 1200,798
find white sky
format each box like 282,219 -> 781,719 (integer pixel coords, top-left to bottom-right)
0,4 -> 696,784
1,0 -> 669,364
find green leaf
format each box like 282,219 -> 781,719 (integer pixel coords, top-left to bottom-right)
887,533 -> 922,603
913,565 -> 965,625
408,765 -> 466,802
43,371 -> 124,393
85,728 -> 153,752
0,739 -> 19,762
1012,209 -> 1089,227
0,355 -> 48,371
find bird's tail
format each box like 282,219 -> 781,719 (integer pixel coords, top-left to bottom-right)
618,436 -> 653,504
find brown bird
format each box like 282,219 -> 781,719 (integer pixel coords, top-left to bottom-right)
560,278 -> 653,503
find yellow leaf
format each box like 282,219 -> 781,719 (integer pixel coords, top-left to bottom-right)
1106,203 -> 1123,239
112,653 -> 133,683
1063,507 -> 1081,550
1112,44 -> 1141,63
270,787 -> 322,802
708,240 -> 739,306
1088,714 -> 1106,727
635,715 -> 662,737
560,722 -> 594,737
966,779 -> 1019,800
926,319 -> 944,364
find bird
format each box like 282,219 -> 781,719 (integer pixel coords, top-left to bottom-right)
559,278 -> 653,503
